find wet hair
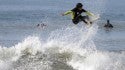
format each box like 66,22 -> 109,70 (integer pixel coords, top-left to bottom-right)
76,3 -> 83,8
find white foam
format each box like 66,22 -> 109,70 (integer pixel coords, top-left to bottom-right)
0,26 -> 125,70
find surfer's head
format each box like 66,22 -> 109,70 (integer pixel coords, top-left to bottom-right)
107,20 -> 110,24
76,3 -> 83,10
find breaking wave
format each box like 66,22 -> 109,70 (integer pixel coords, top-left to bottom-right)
0,24 -> 125,70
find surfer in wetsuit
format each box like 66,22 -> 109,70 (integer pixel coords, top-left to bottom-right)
104,20 -> 113,28
62,3 -> 94,25
37,23 -> 47,28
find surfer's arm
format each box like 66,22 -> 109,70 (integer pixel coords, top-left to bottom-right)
82,9 -> 94,16
64,10 -> 73,15
62,10 -> 74,19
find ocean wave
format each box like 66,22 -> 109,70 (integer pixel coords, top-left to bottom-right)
0,24 -> 125,70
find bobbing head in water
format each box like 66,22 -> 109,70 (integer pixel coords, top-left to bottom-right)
104,20 -> 113,28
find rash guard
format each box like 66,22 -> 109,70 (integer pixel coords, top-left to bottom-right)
64,8 -> 93,19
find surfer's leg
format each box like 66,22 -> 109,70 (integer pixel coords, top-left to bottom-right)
81,16 -> 92,25
72,18 -> 80,25
80,16 -> 88,24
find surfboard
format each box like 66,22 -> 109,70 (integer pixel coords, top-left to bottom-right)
87,14 -> 100,27
89,14 -> 100,22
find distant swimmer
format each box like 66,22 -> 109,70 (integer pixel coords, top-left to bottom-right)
37,23 -> 47,28
37,24 -> 40,27
62,3 -> 95,25
104,20 -> 113,28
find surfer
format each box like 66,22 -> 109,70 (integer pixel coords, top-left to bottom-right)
104,20 -> 113,28
62,3 -> 94,25
37,24 -> 40,27
37,23 -> 47,28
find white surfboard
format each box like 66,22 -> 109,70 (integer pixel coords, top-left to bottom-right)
87,14 -> 100,27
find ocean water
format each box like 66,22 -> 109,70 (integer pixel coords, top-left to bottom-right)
0,0 -> 125,70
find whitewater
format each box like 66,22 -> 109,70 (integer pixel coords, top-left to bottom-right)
0,24 -> 125,70
0,0 -> 125,70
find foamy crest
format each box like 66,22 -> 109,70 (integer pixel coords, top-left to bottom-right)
0,25 -> 125,70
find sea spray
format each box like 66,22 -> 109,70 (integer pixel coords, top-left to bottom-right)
0,26 -> 125,70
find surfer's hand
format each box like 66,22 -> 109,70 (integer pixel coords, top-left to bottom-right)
61,13 -> 65,16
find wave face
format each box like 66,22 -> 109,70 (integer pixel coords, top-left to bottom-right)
0,0 -> 125,70
0,24 -> 125,70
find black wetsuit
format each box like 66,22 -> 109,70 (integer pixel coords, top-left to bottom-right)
71,8 -> 89,24
104,24 -> 113,28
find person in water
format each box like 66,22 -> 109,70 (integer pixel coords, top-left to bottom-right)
62,3 -> 94,25
104,20 -> 113,28
37,23 -> 47,28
